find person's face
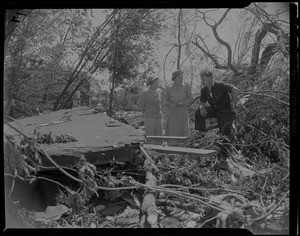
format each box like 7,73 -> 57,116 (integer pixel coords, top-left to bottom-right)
174,74 -> 183,84
201,75 -> 213,87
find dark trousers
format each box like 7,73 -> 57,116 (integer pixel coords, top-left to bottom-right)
195,106 -> 236,140
195,106 -> 236,158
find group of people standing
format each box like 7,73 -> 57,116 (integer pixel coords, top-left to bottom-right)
139,69 -> 238,151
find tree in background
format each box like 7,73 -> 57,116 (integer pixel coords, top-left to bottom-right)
104,9 -> 162,116
4,8 -> 163,116
4,9 -> 96,117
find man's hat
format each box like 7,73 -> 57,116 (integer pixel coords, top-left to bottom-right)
147,76 -> 159,85
171,69 -> 183,81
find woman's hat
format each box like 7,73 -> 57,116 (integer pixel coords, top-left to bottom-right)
171,69 -> 183,81
147,77 -> 159,85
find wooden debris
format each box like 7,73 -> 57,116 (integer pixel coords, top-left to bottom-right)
146,135 -> 188,140
143,144 -> 217,157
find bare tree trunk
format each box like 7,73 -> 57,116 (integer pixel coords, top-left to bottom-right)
108,74 -> 116,116
53,11 -> 119,111
163,45 -> 175,88
248,28 -> 267,74
108,13 -> 119,116
192,9 -> 239,75
259,43 -> 277,72
4,10 -> 19,59
189,58 -> 194,88
53,62 -> 88,110
248,22 -> 283,76
176,9 -> 182,69
59,77 -> 87,110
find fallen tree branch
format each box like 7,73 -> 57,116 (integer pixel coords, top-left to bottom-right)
136,182 -> 224,212
4,121 -> 83,184
140,146 -> 159,172
5,121 -> 139,192
239,91 -> 289,106
198,214 -> 219,228
4,173 -> 74,194
252,190 -> 289,222
140,146 -> 159,228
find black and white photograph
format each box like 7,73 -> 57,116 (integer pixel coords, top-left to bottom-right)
3,3 -> 296,234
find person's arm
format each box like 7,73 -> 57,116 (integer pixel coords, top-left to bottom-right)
230,86 -> 238,113
199,87 -> 207,109
222,83 -> 238,103
198,88 -> 208,116
223,82 -> 238,112
139,90 -> 146,113
199,101 -> 206,109
165,87 -> 174,107
231,86 -> 238,106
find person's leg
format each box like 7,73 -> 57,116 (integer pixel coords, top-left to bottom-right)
154,118 -> 163,145
195,106 -> 216,137
217,110 -> 236,140
194,107 -> 204,131
217,110 -> 236,159
165,107 -> 181,146
144,117 -> 156,144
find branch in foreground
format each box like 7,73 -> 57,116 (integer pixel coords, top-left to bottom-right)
4,121 -> 83,184
239,92 -> 289,106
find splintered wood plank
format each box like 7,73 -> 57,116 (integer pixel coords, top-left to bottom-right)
146,135 -> 188,140
143,144 -> 217,157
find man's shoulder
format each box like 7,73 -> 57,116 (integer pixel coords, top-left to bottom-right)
214,81 -> 225,86
214,81 -> 231,88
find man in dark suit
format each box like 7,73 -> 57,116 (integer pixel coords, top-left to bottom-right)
195,70 -> 238,159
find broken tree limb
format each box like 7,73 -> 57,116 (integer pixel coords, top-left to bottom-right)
136,182 -> 225,212
4,121 -> 82,184
141,172 -> 158,227
252,190 -> 289,223
139,146 -> 159,173
140,146 -> 159,228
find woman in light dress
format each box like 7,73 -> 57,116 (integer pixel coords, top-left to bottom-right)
165,70 -> 193,146
139,77 -> 163,144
